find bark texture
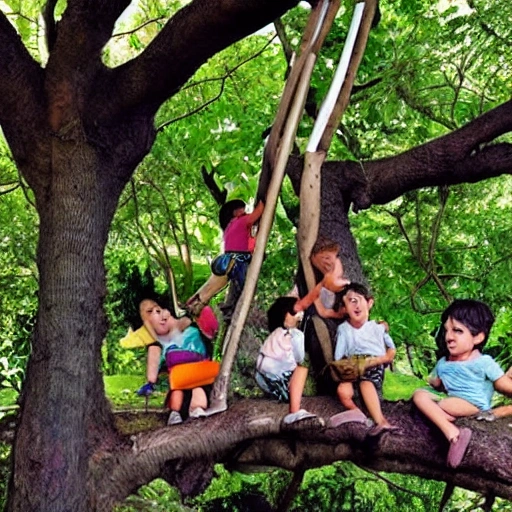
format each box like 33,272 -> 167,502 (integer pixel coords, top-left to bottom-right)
0,1 -> 303,510
92,397 -> 512,507
0,0 -> 511,510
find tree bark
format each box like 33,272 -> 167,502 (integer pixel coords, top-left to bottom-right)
85,397 -> 512,506
0,1 -> 306,510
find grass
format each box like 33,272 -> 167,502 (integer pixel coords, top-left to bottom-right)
383,370 -> 425,401
0,368 -> 424,416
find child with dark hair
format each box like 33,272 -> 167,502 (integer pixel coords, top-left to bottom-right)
413,299 -> 512,468
255,296 -> 318,424
330,283 -> 397,433
187,198 -> 264,322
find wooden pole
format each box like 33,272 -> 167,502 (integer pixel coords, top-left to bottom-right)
207,1 -> 340,415
297,1 -> 375,364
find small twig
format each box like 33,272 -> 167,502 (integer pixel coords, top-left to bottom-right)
113,16 -> 167,38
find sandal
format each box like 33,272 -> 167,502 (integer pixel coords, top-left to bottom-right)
447,427 -> 472,468
328,409 -> 367,428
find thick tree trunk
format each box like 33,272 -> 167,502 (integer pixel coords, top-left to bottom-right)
7,131 -> 128,510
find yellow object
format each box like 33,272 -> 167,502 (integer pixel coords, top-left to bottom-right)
119,326 -> 155,349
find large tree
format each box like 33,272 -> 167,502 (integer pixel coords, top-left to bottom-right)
1,0 -> 512,510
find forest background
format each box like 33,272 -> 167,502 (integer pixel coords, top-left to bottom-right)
0,0 -> 511,510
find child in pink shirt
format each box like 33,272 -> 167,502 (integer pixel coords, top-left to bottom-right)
187,199 -> 264,322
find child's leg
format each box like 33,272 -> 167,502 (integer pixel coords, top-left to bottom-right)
169,390 -> 184,412
283,367 -> 318,424
288,366 -> 308,414
146,345 -> 162,383
337,381 -> 359,411
220,259 -> 249,322
359,380 -> 391,427
167,390 -> 185,426
493,404 -> 512,418
413,389 -> 477,441
187,274 -> 228,312
190,387 -> 208,411
329,381 -> 368,427
413,390 -> 476,467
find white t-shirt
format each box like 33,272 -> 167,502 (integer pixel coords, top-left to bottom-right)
257,327 -> 304,376
334,320 -> 395,360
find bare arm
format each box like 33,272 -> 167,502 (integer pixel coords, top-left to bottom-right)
314,300 -> 346,319
494,372 -> 512,396
375,347 -> 396,366
293,282 -> 346,319
365,348 -> 396,371
176,317 -> 192,331
428,375 -> 443,390
245,200 -> 264,226
142,320 -> 158,341
293,282 -> 322,312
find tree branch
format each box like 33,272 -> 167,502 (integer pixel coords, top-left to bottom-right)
92,397 -> 512,506
310,99 -> 512,212
96,0 -> 301,121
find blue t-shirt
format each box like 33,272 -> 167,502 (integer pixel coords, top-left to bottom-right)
158,326 -> 207,361
433,354 -> 504,410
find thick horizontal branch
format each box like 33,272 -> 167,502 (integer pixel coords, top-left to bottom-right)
97,0 -> 302,120
92,396 -> 512,506
287,99 -> 512,211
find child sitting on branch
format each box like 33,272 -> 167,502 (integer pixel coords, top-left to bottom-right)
329,283 -> 397,434
120,298 -> 191,395
120,297 -> 220,424
255,296 -> 319,425
413,299 -> 512,468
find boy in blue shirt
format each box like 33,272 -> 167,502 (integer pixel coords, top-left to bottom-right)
413,299 -> 512,468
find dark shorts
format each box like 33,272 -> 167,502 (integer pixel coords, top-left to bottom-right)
359,364 -> 385,391
254,370 -> 293,403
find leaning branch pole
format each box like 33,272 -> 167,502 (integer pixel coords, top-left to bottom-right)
297,0 -> 376,364
208,0 -> 339,414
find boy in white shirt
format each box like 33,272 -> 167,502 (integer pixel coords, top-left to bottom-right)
331,283 -> 397,434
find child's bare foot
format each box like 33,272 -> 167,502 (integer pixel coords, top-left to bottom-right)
447,427 -> 472,468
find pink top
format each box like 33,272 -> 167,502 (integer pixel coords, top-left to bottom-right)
223,215 -> 255,253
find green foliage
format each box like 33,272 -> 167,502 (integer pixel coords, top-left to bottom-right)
104,374 -> 169,409
1,1 -> 512,509
114,478 -> 187,512
192,465 -> 273,511
103,259 -> 159,376
0,180 -> 38,391
190,462 -> 464,512
286,463 -> 446,512
109,28 -> 289,302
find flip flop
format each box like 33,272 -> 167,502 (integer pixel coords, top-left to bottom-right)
447,427 -> 472,468
283,409 -> 317,425
367,423 -> 401,437
328,409 -> 367,428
